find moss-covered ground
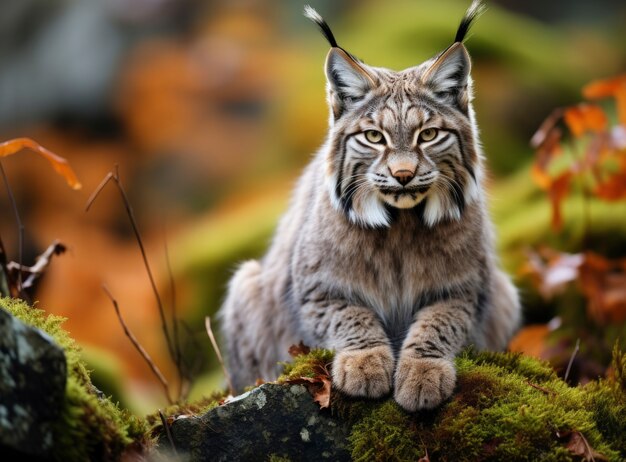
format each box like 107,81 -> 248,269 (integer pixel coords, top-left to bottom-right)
1,297 -> 147,462
280,347 -> 626,462
4,295 -> 625,461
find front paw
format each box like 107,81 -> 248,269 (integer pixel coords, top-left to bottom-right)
394,356 -> 456,411
332,345 -> 394,398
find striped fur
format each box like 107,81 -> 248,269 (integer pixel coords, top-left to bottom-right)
220,1 -> 520,411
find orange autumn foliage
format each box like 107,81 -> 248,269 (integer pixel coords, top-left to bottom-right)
521,248 -> 626,326
531,74 -> 626,230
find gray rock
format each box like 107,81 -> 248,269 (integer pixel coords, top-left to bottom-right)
164,383 -> 351,461
0,307 -> 67,456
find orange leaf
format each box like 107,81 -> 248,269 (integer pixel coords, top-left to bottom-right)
508,324 -> 550,358
583,74 -> 626,126
0,138 -> 82,190
563,104 -> 607,138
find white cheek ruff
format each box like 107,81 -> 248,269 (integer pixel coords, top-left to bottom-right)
350,191 -> 390,228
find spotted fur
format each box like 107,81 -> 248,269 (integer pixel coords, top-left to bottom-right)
220,0 -> 520,411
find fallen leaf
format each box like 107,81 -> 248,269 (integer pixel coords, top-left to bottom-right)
0,138 -> 82,189
288,341 -> 311,357
558,430 -> 608,462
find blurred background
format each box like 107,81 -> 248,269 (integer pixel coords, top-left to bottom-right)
0,0 -> 625,414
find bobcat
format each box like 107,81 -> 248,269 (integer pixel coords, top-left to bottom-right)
220,0 -> 520,411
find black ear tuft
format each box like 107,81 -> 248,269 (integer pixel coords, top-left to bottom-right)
454,0 -> 485,43
304,5 -> 339,48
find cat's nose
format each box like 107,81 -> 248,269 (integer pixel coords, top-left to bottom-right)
391,169 -> 415,186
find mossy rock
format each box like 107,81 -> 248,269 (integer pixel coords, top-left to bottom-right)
0,297 -> 147,462
159,348 -> 626,461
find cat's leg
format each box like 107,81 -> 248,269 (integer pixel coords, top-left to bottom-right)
394,299 -> 475,411
299,294 -> 394,398
483,269 -> 521,351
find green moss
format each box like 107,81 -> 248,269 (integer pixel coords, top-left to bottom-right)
145,390 -> 226,436
279,347 -> 625,461
1,297 -> 147,461
277,348 -> 334,381
268,454 -> 292,462
349,401 -> 425,462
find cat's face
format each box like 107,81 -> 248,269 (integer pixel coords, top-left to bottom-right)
324,44 -> 481,228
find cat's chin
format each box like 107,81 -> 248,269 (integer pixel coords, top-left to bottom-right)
379,192 -> 427,210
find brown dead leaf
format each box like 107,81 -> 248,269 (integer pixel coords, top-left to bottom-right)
558,430 -> 608,462
283,375 -> 332,409
594,156 -> 626,201
563,104 -> 608,138
579,253 -> 626,324
288,341 -> 311,357
0,138 -> 82,190
520,248 -> 583,299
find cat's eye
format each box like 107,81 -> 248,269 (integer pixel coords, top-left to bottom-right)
419,128 -> 438,143
365,130 -> 385,144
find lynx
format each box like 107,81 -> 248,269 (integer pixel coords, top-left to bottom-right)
220,0 -> 520,411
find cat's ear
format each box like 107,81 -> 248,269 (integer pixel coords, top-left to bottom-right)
325,48 -> 376,119
422,43 -> 471,110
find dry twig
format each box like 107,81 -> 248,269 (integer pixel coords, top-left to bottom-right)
87,166 -> 184,400
102,284 -> 174,404
205,316 -> 235,396
158,409 -> 179,458
564,338 -> 581,383
0,161 -> 24,297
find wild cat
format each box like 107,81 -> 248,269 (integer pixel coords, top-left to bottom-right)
220,0 -> 520,411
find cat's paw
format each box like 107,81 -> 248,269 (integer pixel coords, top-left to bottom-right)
393,356 -> 456,411
332,345 -> 394,398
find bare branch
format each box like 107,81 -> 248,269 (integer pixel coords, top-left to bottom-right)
205,316 -> 235,396
0,161 -> 24,298
102,284 -> 174,404
564,338 -> 581,384
84,171 -> 115,212
86,167 -> 181,398
0,235 -> 11,297
158,409 -> 179,458
15,240 -> 67,289
164,222 -> 184,396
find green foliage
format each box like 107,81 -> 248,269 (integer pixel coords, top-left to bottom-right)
0,297 -> 147,462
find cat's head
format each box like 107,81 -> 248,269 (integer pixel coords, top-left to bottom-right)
305,1 -> 485,228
